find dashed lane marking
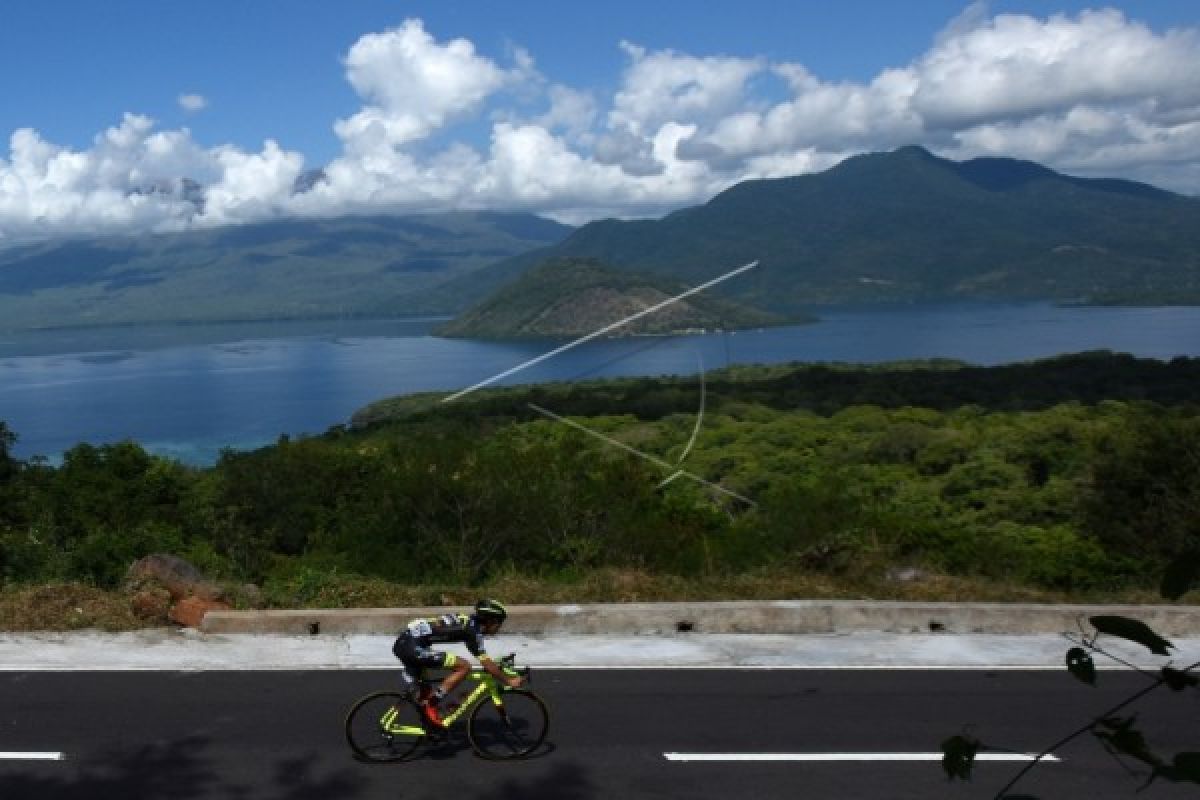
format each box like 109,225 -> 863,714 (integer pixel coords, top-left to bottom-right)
664,752 -> 1060,763
0,752 -> 65,761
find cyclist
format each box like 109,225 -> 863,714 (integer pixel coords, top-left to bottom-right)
392,599 -> 523,729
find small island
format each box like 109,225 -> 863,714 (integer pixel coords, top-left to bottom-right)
435,257 -> 799,339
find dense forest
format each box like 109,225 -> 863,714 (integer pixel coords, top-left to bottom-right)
1,352 -> 1198,611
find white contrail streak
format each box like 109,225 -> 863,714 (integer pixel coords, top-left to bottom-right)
675,352 -> 706,465
441,260 -> 758,404
528,403 -> 756,507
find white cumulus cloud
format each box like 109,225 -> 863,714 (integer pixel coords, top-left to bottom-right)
334,18 -> 518,152
0,113 -> 304,241
913,9 -> 1200,130
2,7 -> 1200,243
178,94 -> 208,113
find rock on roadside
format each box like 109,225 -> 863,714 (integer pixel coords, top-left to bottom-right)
124,554 -> 236,628
125,554 -> 227,602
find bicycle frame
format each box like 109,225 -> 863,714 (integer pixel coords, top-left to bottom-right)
381,664 -> 512,737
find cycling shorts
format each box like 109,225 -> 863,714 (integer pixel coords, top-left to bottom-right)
393,633 -> 457,678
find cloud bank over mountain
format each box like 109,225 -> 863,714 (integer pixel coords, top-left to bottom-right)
1,7 -> 1198,243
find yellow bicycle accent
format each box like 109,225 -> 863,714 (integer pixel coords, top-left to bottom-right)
344,654 -> 549,762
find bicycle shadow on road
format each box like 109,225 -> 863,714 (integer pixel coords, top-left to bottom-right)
406,731 -> 558,763
0,735 -> 370,800
474,761 -> 594,800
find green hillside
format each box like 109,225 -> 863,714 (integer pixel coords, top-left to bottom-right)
0,212 -> 571,331
446,147 -> 1200,312
435,257 -> 790,339
4,352 -> 1200,625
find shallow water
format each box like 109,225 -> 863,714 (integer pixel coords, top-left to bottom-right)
3,304 -> 1199,464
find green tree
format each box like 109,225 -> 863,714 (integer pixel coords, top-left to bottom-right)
0,422 -> 20,528
1083,409 -> 1200,564
34,441 -> 191,586
0,421 -> 16,480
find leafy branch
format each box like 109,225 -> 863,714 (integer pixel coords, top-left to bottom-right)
942,550 -> 1200,798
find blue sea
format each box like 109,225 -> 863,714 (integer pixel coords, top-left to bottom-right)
3,303 -> 1200,465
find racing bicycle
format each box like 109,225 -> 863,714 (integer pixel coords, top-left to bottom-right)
344,653 -> 549,762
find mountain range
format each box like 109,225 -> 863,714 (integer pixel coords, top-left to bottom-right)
2,146 -> 1198,332
0,212 -> 571,330
447,146 -> 1200,313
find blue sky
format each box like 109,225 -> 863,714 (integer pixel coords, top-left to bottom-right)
1,1 -> 1197,240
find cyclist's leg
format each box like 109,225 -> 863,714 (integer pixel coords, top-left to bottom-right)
392,635 -> 426,698
398,642 -> 463,723
437,651 -> 472,697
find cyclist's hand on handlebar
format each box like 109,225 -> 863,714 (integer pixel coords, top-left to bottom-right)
505,674 -> 524,689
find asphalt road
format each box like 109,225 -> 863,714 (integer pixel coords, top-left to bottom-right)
2,669 -> 1197,799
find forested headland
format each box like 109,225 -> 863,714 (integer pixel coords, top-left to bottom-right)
2,351 -> 1198,628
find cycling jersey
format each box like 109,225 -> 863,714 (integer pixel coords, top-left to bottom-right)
392,612 -> 489,684
401,613 -> 487,658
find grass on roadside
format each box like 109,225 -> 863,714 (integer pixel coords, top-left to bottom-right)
0,567 -> 1176,631
0,583 -> 145,632
264,566 -> 1168,608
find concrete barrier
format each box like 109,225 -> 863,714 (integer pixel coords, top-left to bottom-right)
200,601 -> 1200,636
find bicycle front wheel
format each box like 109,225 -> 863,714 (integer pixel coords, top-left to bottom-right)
345,691 -> 424,762
467,689 -> 549,760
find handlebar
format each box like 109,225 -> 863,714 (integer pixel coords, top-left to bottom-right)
499,652 -> 532,685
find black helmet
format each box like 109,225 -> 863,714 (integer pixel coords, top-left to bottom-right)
474,598 -> 508,624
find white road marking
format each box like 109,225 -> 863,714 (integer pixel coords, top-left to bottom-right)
498,664 -> 1094,671
0,752 -> 64,760
0,664 -> 1106,673
664,752 -> 1060,763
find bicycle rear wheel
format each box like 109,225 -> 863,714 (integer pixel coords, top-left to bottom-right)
467,689 -> 549,760
345,691 -> 424,762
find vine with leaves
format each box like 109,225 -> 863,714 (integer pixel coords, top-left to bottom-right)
942,551 -> 1200,797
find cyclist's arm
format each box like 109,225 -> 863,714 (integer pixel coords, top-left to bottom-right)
463,618 -> 522,688
478,654 -> 523,688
